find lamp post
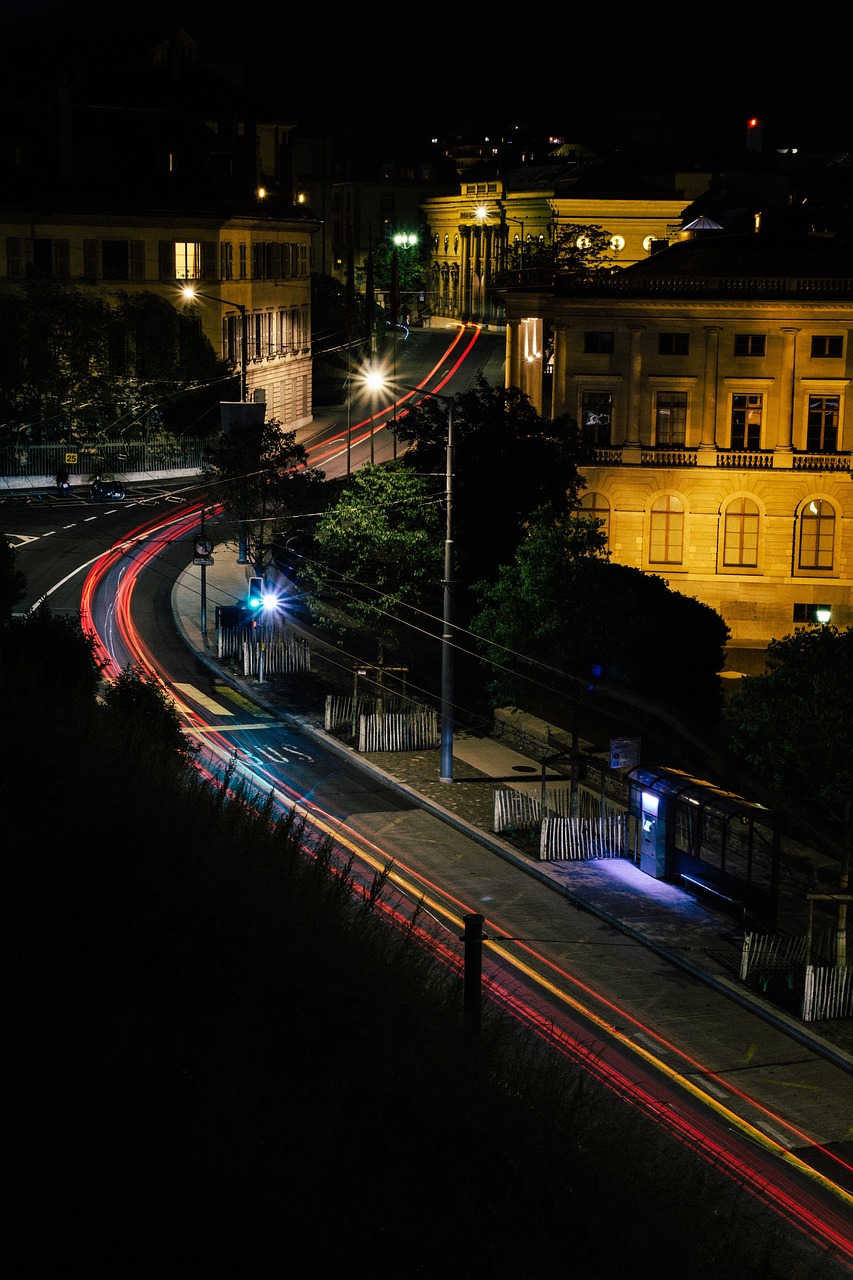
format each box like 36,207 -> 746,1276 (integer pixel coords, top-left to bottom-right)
180,285 -> 248,404
363,371 -> 455,782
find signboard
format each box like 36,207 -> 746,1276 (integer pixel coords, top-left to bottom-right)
65,452 -> 78,465
193,538 -> 214,567
610,736 -> 641,771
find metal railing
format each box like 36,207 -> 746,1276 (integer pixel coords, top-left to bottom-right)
0,439 -> 208,480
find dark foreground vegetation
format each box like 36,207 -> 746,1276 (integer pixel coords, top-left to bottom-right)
3,602 -> 846,1280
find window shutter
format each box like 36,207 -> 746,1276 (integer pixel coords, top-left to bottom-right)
158,240 -> 174,281
83,239 -> 99,280
131,240 -> 145,281
54,238 -> 70,279
202,240 -> 217,281
6,237 -> 24,278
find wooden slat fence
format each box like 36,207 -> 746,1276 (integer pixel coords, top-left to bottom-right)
802,965 -> 853,1022
740,929 -> 853,1021
241,630 -> 310,677
493,788 -> 627,861
540,812 -> 628,861
358,707 -> 440,752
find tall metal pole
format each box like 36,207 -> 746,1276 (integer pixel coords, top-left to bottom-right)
238,305 -> 248,405
440,399 -> 454,782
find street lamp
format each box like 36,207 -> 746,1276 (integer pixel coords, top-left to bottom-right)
363,370 -> 456,783
180,285 -> 248,404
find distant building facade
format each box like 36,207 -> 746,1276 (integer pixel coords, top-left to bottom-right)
422,160 -> 689,327
502,226 -> 853,664
0,44 -> 318,432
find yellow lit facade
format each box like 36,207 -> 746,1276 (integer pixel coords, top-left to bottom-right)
422,173 -> 687,326
502,229 -> 853,667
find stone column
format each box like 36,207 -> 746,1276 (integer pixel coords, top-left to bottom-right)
459,226 -> 471,320
774,327 -> 798,464
505,319 -> 520,392
551,324 -> 570,419
622,325 -> 644,463
698,326 -> 721,465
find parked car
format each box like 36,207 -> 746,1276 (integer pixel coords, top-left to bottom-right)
88,478 -> 126,502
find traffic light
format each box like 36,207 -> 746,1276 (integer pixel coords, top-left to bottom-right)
247,577 -> 264,610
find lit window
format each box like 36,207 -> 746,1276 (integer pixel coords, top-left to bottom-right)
649,495 -> 684,564
581,391 -> 612,446
723,498 -> 760,567
655,391 -> 687,445
798,499 -> 835,571
731,394 -> 762,450
806,396 -> 839,452
174,242 -> 201,280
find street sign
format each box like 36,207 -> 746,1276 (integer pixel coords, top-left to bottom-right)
65,452 -> 78,465
193,538 -> 214,567
610,736 -> 641,770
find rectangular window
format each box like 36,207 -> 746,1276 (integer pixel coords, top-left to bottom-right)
102,240 -> 130,281
581,391 -> 612,446
174,242 -> 201,280
731,393 -> 762,450
734,334 -> 766,356
221,242 -> 233,281
655,391 -> 687,445
658,333 -> 689,355
811,335 -> 843,358
793,603 -> 833,623
238,244 -> 247,279
806,396 -> 839,452
584,331 -> 614,354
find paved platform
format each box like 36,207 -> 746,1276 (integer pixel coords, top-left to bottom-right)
172,539 -> 853,1068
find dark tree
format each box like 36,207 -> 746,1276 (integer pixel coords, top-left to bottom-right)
472,509 -> 729,725
392,375 -> 588,597
203,419 -> 326,576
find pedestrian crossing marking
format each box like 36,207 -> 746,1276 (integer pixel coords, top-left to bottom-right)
173,683 -> 235,716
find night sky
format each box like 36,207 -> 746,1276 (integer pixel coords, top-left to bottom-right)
3,1 -> 851,156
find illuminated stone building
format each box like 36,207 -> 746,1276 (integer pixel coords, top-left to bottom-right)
502,224 -> 853,668
422,159 -> 688,326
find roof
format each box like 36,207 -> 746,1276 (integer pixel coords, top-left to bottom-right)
623,227 -> 853,280
627,765 -> 769,821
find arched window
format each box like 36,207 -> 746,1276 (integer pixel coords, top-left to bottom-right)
798,499 -> 835,571
649,495 -> 684,564
577,491 -> 610,544
722,497 -> 760,568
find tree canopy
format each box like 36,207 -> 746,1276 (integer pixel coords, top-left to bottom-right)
472,507 -> 729,724
0,284 -> 228,444
203,420 -> 326,576
392,376 -> 588,596
303,461 -> 443,663
725,626 -> 853,828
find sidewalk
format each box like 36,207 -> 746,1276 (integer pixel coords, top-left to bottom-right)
172,542 -> 853,1068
